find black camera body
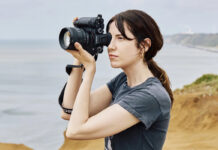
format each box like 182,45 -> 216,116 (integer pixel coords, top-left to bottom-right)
59,14 -> 112,60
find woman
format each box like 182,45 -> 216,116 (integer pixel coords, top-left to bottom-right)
59,9 -> 174,150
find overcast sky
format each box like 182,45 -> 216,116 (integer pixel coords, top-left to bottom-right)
1,0 -> 218,40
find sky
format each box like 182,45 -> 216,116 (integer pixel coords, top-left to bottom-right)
0,0 -> 218,40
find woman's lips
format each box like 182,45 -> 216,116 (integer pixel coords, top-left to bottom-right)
109,54 -> 118,59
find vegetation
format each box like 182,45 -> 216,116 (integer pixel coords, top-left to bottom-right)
174,74 -> 218,94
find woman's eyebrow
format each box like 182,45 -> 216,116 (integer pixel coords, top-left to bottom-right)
115,34 -> 123,36
109,33 -> 123,37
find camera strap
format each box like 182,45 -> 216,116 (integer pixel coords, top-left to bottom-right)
58,83 -> 73,114
59,64 -> 84,114
66,64 -> 84,75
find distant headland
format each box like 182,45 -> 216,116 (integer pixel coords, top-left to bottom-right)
164,33 -> 218,53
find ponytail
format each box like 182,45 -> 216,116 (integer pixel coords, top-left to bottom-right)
147,59 -> 174,107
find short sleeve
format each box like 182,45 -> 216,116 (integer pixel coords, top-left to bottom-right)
117,90 -> 161,129
106,76 -> 117,95
106,72 -> 125,95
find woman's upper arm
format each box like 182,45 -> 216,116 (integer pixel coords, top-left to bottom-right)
61,84 -> 112,120
66,103 -> 140,140
89,84 -> 112,117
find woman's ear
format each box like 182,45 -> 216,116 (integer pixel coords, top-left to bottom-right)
144,38 -> 151,52
139,38 -> 151,53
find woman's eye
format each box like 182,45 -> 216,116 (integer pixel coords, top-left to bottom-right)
118,37 -> 124,40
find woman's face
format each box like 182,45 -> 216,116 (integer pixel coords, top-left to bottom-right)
107,21 -> 142,69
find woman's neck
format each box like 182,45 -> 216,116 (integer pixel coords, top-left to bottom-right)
122,60 -> 154,88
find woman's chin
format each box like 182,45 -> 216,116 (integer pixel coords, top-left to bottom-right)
110,62 -> 121,68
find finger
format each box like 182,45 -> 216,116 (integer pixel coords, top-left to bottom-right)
66,49 -> 78,56
74,42 -> 84,52
66,50 -> 74,53
73,17 -> 78,23
67,50 -> 80,59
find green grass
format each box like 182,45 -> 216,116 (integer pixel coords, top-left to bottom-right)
192,74 -> 218,85
174,74 -> 218,94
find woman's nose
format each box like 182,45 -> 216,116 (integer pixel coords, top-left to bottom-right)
108,39 -> 116,51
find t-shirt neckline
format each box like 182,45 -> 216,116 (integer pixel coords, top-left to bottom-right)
123,76 -> 158,89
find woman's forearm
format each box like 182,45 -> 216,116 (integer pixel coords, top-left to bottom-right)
67,67 -> 96,134
62,59 -> 84,109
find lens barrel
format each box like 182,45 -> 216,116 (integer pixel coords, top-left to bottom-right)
59,27 -> 88,50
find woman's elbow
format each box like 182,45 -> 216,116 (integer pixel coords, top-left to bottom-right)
61,110 -> 70,120
65,129 -> 80,140
66,131 -> 74,139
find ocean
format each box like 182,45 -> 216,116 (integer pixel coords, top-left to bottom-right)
0,40 -> 218,150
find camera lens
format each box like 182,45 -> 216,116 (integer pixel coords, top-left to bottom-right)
59,27 -> 88,50
63,31 -> 70,47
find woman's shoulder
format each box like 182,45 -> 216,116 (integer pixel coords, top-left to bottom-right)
110,72 -> 126,85
115,71 -> 126,80
106,72 -> 126,95
139,77 -> 172,114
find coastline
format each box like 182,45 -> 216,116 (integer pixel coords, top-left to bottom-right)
165,43 -> 218,53
186,45 -> 218,53
164,33 -> 218,54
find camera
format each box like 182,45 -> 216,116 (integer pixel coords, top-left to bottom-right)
59,14 -> 112,60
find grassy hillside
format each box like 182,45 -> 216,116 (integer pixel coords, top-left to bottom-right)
174,74 -> 218,95
163,73 -> 218,149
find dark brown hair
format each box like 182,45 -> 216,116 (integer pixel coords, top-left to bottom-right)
106,9 -> 174,106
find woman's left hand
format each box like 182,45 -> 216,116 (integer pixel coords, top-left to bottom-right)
66,42 -> 96,71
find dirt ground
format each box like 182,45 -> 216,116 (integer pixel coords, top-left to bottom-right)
163,129 -> 218,150
163,92 -> 218,150
0,143 -> 32,150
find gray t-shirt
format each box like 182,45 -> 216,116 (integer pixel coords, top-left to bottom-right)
105,72 -> 171,150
